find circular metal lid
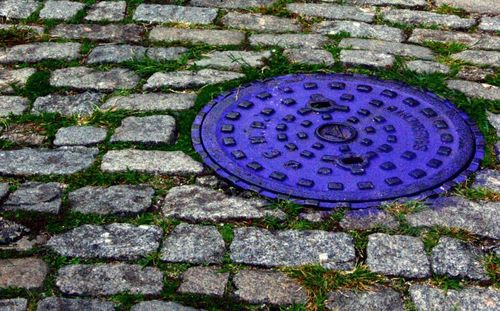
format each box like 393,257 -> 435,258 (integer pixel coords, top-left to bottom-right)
192,73 -> 484,209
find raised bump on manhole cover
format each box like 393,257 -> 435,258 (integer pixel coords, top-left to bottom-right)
192,73 -> 484,209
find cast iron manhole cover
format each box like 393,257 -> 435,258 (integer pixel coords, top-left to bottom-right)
192,74 -> 484,209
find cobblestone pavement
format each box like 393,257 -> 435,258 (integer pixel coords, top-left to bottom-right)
0,0 -> 499,310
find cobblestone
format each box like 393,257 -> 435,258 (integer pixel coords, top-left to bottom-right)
33,92 -> 103,116
446,80 -> 500,101
0,42 -> 81,64
133,4 -> 217,25
0,298 -> 27,311
0,96 -> 28,116
435,0 -> 500,15
0,183 -> 8,200
221,12 -> 301,33
85,1 -> 126,22
0,68 -> 36,94
339,38 -> 434,60
340,50 -> 394,69
479,17 -> 500,32
230,227 -> 355,269
191,0 -> 276,8
472,169 -> 500,192
87,44 -> 147,64
406,60 -> 450,74
451,50 -> 500,67
457,66 -> 495,82
0,0 -> 38,19
162,185 -> 285,222
409,285 -> 500,311
285,48 -> 335,65
408,29 -> 481,46
0,218 -> 28,245
54,126 -> 107,146
383,9 -> 475,29
488,112 -> 500,135
1,182 -> 64,214
341,0 -> 427,8
39,1 -> 84,21
325,287 -> 404,311
144,69 -> 244,90
150,27 -> 245,46
340,209 -> 399,230
313,21 -> 404,42
47,223 -> 162,260
0,123 -> 46,146
431,237 -> 488,281
146,47 -> 188,62
50,67 -> 140,92
250,34 -> 329,49
287,3 -> 375,23
0,258 -> 48,289
131,301 -> 201,311
69,185 -> 154,215
51,24 -> 144,43
110,115 -> 176,145
192,50 -> 271,71
366,233 -> 431,278
101,149 -> 203,175
102,93 -> 195,112
233,269 -> 308,305
178,266 -> 228,297
0,147 -> 98,176
407,196 -> 500,239
160,223 -> 225,264
56,264 -> 163,296
36,297 -> 116,311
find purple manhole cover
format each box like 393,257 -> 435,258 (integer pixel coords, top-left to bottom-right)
192,73 -> 484,209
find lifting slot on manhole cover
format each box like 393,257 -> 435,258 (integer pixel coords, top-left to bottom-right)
192,73 -> 484,209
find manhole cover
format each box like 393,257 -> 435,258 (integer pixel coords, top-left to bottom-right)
192,74 -> 484,209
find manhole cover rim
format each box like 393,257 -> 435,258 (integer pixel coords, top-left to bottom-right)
192,73 -> 485,209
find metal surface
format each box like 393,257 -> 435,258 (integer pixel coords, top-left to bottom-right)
192,73 -> 484,209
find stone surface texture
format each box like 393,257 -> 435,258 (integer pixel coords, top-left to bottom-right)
39,1 -> 84,21
50,24 -> 144,43
0,258 -> 48,289
131,301 -> 201,311
0,68 -> 35,94
0,96 -> 28,116
144,69 -> 244,90
36,297 -> 116,311
0,43 -> 81,64
325,287 -> 405,311
0,298 -> 27,311
50,67 -> 140,92
149,27 -> 245,46
32,92 -> 103,116
177,266 -> 228,297
473,169 -> 500,192
133,4 -> 217,24
54,126 -> 107,146
102,93 -> 196,112
85,1 -> 126,22
110,115 -> 176,144
1,182 -> 64,214
221,12 -> 300,32
192,50 -> 271,71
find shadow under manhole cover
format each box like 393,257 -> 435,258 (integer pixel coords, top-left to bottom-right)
192,73 -> 484,209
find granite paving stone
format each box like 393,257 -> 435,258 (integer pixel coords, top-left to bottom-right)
190,0 -> 276,8
177,267 -> 229,297
0,68 -> 36,94
85,1 -> 126,22
54,126 -> 107,146
149,27 -> 245,46
230,227 -> 355,269
325,287 -> 404,311
221,12 -> 300,33
473,36 -> 500,51
250,34 -> 329,49
286,3 -> 375,23
0,24 -> 43,34
56,264 -> 163,296
340,209 -> 399,230
406,60 -> 450,74
451,50 -> 500,67
131,301 -> 201,311
143,69 -> 244,90
366,233 -> 431,278
434,0 -> 500,15
284,48 -> 335,65
32,92 -> 103,116
446,80 -> 500,101
0,96 -> 29,116
1,182 -> 64,214
233,269 -> 308,305
50,67 -> 140,92
87,44 -> 147,64
472,169 -> 500,192
487,111 -> 500,135
0,123 -> 46,146
0,218 -> 28,245
409,285 -> 500,311
195,175 -> 221,188
479,17 -> 500,32
47,223 -> 162,260
110,115 -> 176,145
51,24 -> 144,43
407,196 -> 500,239
0,42 -> 81,64
192,50 -> 271,71
102,93 -> 196,111
39,1 -> 84,21
342,0 -> 426,6
101,149 -> 203,175
146,47 -> 187,61
408,29 -> 481,46
340,50 -> 394,68
162,185 -> 285,222
36,297 -> 116,311
160,223 -> 225,264
69,185 -> 154,215
0,233 -> 48,252
339,38 -> 434,60
133,4 -> 217,24
0,0 -> 39,19
0,183 -> 8,200
457,66 -> 495,82
431,237 -> 488,281
312,20 -> 404,42
0,298 -> 27,311
0,147 -> 98,176
0,258 -> 48,289
382,9 -> 475,30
